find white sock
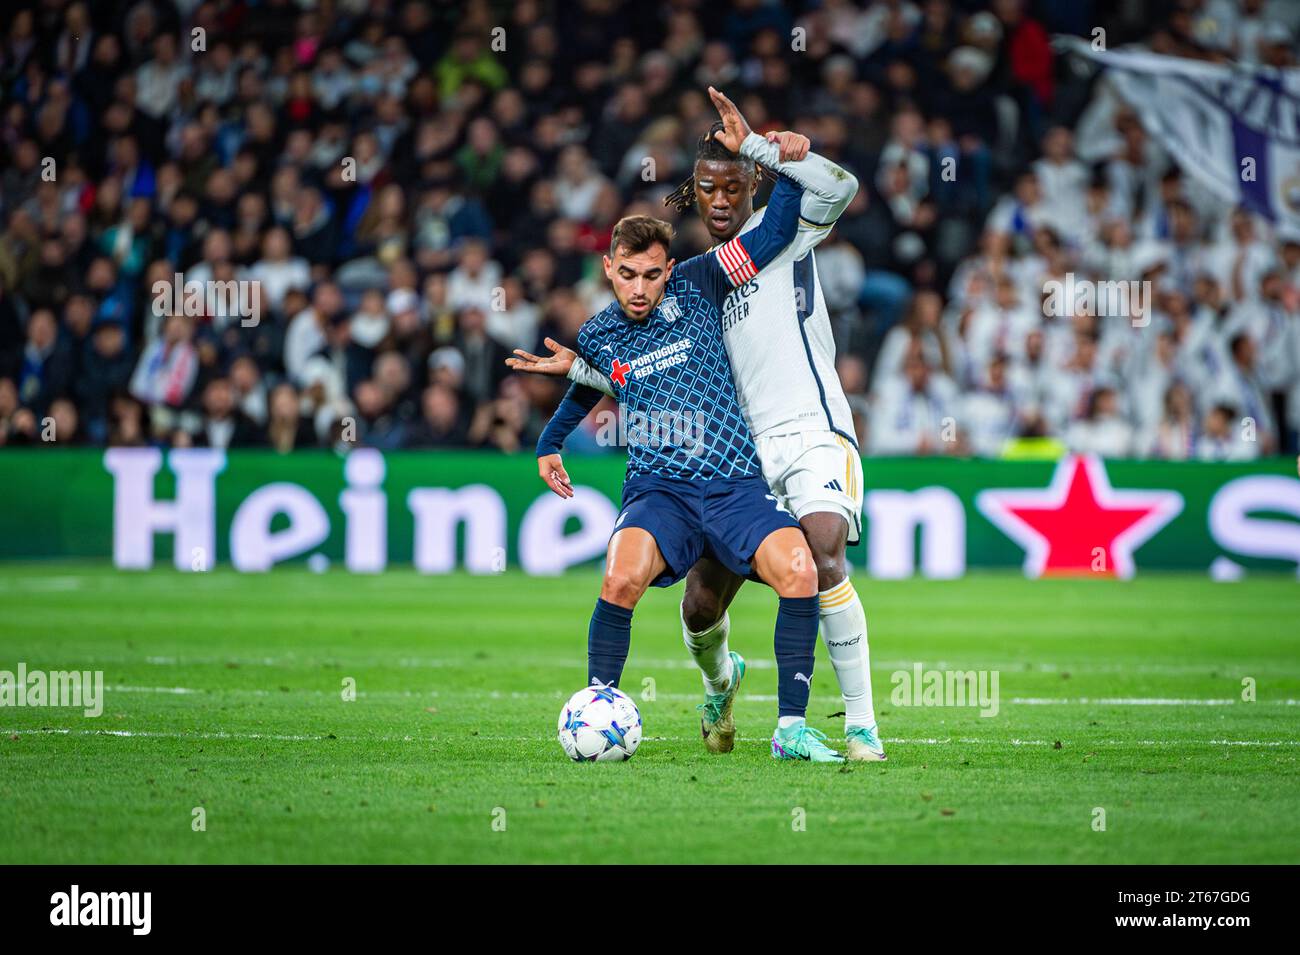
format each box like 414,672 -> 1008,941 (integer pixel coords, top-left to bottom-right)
681,607 -> 733,695
777,715 -> 804,730
819,579 -> 876,731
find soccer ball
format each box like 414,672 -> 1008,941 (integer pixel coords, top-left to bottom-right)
557,685 -> 643,762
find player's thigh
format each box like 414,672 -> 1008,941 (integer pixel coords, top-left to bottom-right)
779,432 -> 864,548
602,527 -> 668,608
750,526 -> 818,598
701,475 -> 800,582
682,557 -> 746,631
615,477 -> 707,589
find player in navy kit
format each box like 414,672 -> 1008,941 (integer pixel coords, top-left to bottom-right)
513,90 -> 883,761
517,175 -> 843,761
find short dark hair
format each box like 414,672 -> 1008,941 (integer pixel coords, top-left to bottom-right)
609,215 -> 675,259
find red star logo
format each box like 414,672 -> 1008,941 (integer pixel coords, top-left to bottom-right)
976,455 -> 1183,579
610,358 -> 631,387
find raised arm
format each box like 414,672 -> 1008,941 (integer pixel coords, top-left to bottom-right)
707,172 -> 803,288
738,131 -> 859,228
709,84 -> 856,235
669,170 -> 803,302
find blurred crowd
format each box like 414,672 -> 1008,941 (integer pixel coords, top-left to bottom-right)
1,0 -> 1298,460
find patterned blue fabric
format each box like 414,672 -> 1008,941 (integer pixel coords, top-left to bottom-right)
535,173 -> 803,475
576,255 -> 757,480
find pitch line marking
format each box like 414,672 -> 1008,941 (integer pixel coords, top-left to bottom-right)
96,686 -> 1300,706
4,728 -> 1297,747
44,655 -> 1300,679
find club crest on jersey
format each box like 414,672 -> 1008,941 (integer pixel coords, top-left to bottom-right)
658,295 -> 682,323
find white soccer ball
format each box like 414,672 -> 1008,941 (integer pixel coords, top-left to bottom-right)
557,685 -> 643,762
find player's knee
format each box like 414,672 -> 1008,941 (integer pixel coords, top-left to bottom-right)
771,556 -> 818,598
681,589 -> 722,633
601,571 -> 647,609
813,552 -> 847,592
800,513 -> 850,590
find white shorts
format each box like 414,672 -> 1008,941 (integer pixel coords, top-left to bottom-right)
755,430 -> 863,545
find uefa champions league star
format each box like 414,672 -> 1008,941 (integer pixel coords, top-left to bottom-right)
510,89 -> 884,761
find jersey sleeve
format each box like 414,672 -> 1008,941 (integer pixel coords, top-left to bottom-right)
536,383 -> 604,457
567,354 -> 615,397
737,131 -> 859,259
673,171 -> 804,303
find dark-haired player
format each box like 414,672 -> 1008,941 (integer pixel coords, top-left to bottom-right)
514,160 -> 843,762
513,90 -> 884,761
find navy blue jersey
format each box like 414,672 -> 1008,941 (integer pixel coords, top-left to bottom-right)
537,173 -> 803,482
574,260 -> 755,480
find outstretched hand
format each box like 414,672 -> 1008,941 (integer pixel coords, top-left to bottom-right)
505,337 -> 576,376
708,85 -> 751,153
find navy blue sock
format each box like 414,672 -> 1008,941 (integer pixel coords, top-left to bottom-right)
588,598 -> 634,687
774,595 -> 819,718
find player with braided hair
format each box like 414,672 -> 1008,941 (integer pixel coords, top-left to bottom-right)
512,87 -> 884,762
662,120 -> 779,216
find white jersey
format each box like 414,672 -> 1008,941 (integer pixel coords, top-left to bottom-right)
718,204 -> 854,441
569,133 -> 860,447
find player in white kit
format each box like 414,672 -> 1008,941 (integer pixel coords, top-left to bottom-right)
510,89 -> 884,761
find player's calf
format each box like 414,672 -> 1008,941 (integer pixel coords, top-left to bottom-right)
752,529 -> 842,762
680,559 -> 747,753
589,528 -> 665,688
802,512 -> 882,758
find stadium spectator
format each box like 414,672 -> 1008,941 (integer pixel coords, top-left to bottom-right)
405,383 -> 470,448
248,227 -> 311,317
959,352 -> 1019,457
870,348 -> 961,454
1145,381 -> 1197,460
129,312 -> 198,439
1197,402 -> 1256,461
76,316 -> 133,445
1065,386 -> 1134,458
264,382 -> 315,454
0,0 -> 1295,461
18,309 -> 73,416
193,377 -> 265,449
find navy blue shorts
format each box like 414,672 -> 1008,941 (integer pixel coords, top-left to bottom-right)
613,474 -> 801,588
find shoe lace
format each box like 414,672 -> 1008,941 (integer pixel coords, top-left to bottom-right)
795,725 -> 835,753
696,693 -> 726,724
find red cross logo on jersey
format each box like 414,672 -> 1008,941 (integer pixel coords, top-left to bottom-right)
610,358 -> 631,386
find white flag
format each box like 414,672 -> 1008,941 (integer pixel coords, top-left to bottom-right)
1062,38 -> 1300,232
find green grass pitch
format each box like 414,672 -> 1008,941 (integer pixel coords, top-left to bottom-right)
1,563 -> 1297,864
